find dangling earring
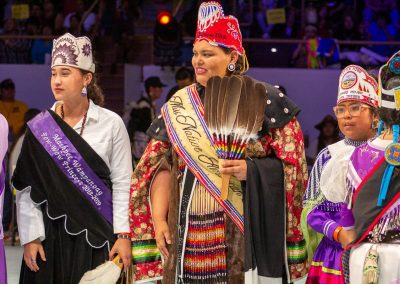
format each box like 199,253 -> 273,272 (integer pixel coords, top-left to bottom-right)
371,118 -> 380,130
81,85 -> 87,97
227,63 -> 236,72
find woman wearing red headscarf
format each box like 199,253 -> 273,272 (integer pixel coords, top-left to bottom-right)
129,2 -> 308,283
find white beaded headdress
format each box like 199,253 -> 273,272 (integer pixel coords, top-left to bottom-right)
51,33 -> 95,73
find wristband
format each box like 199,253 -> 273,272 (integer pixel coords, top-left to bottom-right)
117,233 -> 131,240
333,226 -> 343,242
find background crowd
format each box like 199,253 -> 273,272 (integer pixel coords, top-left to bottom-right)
1,0 -> 400,67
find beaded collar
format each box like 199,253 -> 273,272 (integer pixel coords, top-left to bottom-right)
344,137 -> 367,148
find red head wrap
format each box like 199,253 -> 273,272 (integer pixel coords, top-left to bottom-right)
194,1 -> 244,54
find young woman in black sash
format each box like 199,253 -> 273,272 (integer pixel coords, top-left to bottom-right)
13,33 -> 133,283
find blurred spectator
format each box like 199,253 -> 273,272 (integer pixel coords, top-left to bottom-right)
306,114 -> 340,165
0,18 -> 30,63
43,1 -> 56,26
284,6 -> 299,38
368,12 -> 397,57
25,17 -> 40,35
358,20 -> 370,41
180,1 -> 198,37
64,0 -> 96,34
363,0 -> 398,26
31,24 -> 53,64
336,14 -> 363,65
292,25 -> 319,68
125,76 -> 166,163
335,14 -> 361,45
328,0 -> 355,20
68,13 -> 82,36
166,66 -> 195,102
317,37 -> 340,69
305,1 -> 318,25
255,0 -> 277,39
0,79 -> 28,140
316,4 -> 333,38
54,12 -> 66,35
29,3 -> 44,27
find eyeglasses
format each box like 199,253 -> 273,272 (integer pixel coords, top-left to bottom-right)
333,104 -> 371,118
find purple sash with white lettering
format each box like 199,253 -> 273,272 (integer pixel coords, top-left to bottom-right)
27,110 -> 113,224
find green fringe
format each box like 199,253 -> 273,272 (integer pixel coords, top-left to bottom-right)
300,207 -> 323,263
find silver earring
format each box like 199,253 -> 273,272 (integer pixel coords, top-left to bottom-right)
227,63 -> 236,72
81,86 -> 87,97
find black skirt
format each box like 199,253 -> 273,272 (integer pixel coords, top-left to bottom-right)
19,208 -> 110,284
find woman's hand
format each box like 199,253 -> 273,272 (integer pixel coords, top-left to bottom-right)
338,229 -> 356,249
219,159 -> 247,181
154,220 -> 171,260
109,238 -> 132,270
23,239 -> 46,272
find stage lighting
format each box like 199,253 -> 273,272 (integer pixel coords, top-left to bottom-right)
153,11 -> 182,68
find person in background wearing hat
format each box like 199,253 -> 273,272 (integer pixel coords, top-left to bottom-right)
129,2 -> 308,283
0,78 -> 28,141
306,114 -> 341,165
165,66 -> 195,102
341,51 -> 400,284
12,33 -> 132,283
125,76 -> 166,164
302,65 -> 380,283
0,114 -> 8,284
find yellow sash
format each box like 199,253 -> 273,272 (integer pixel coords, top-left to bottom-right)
161,85 -> 244,232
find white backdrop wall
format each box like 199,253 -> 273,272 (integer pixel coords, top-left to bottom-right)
0,64 -> 53,111
0,64 -> 340,142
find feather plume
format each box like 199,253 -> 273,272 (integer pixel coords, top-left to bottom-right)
231,76 -> 266,159
220,75 -> 243,158
204,76 -> 221,134
204,75 -> 266,199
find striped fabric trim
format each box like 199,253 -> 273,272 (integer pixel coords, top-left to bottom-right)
323,220 -> 335,237
310,261 -> 342,275
287,240 -> 307,264
131,239 -> 161,265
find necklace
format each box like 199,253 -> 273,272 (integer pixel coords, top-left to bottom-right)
61,104 -> 88,136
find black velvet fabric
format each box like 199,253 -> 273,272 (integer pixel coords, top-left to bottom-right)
259,82 -> 300,134
244,156 -> 285,278
13,110 -> 115,284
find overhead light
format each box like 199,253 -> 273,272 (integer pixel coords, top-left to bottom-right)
271,48 -> 277,53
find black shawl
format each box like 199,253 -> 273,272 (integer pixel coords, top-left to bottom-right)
12,110 -> 114,248
245,156 -> 285,278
